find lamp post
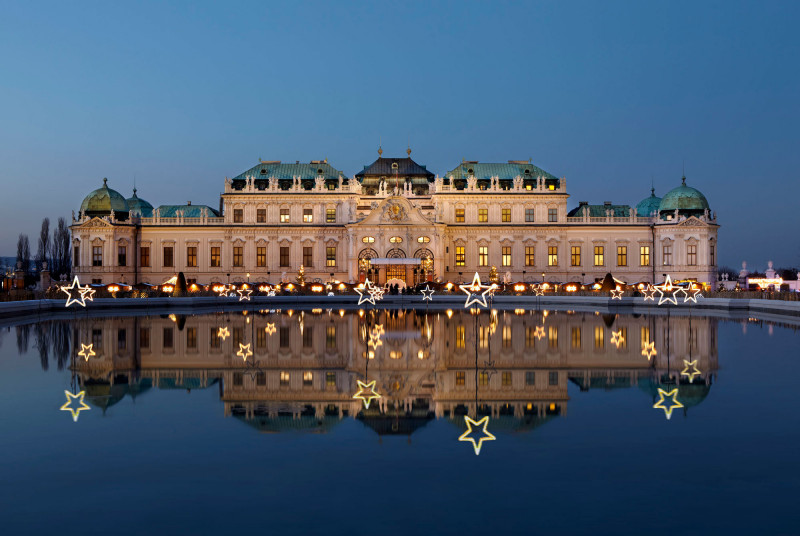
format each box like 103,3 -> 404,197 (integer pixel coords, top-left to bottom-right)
542,272 -> 545,284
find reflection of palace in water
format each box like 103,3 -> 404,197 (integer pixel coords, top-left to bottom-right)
69,309 -> 718,434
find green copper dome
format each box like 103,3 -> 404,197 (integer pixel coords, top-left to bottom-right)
658,176 -> 709,218
126,188 -> 154,217
635,187 -> 662,216
80,178 -> 130,218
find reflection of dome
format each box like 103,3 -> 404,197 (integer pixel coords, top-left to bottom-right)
640,377 -> 711,413
82,378 -> 152,412
635,187 -> 662,216
658,176 -> 710,219
126,188 -> 154,217
80,178 -> 130,219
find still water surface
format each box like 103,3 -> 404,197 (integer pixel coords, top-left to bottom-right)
0,307 -> 798,535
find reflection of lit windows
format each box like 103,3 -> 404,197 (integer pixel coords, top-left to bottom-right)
233,327 -> 243,347
326,372 -> 336,388
256,329 -> 266,349
456,371 -> 465,386
279,327 -> 289,348
455,246 -> 465,266
280,371 -> 290,385
502,325 -> 512,348
303,371 -> 313,385
389,350 -> 403,359
209,328 -> 219,349
479,371 -> 489,386
456,325 -> 465,349
548,371 -> 558,386
618,327 -> 628,349
117,329 -> 127,351
594,326 -> 604,348
525,371 -> 535,386
256,371 -> 266,386
326,326 -> 336,349
502,372 -> 512,386
186,327 -> 197,349
571,327 -> 581,349
139,327 -> 150,349
548,326 -> 558,348
641,326 -> 651,346
163,327 -> 173,349
233,372 -> 243,386
525,327 -> 536,348
479,326 -> 490,348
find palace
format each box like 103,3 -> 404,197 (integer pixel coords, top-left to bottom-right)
70,149 -> 719,286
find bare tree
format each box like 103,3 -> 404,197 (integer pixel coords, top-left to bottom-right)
16,234 -> 30,272
36,217 -> 51,273
51,217 -> 71,279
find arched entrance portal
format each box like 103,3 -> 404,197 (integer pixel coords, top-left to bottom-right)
358,248 -> 378,283
414,248 -> 434,285
385,248 -> 407,283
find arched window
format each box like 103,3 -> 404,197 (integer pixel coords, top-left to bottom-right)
417,236 -> 431,243
362,236 -> 375,244
389,236 -> 403,243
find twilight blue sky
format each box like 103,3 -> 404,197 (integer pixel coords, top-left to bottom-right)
1,0 -> 798,269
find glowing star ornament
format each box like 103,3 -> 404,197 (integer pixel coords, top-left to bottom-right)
61,276 -> 93,307
610,287 -> 624,300
264,323 -> 276,336
679,285 -> 703,304
355,279 -> 376,306
458,416 -> 496,455
217,326 -> 230,340
534,326 -> 546,340
641,341 -> 658,361
610,330 -> 625,349
215,285 -> 229,297
653,387 -> 684,420
236,343 -> 253,362
642,284 -> 657,301
237,288 -> 253,301
367,332 -> 383,350
459,273 -> 493,309
533,284 -> 545,296
421,285 -> 435,301
368,283 -> 385,302
372,324 -> 385,336
655,275 -> 680,306
353,379 -> 381,409
60,390 -> 90,422
77,343 -> 96,361
681,359 -> 702,383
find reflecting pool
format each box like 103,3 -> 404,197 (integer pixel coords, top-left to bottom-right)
1,306 -> 798,535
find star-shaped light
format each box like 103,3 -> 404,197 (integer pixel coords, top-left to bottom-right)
610,287 -> 624,300
642,284 -> 657,301
217,326 -> 230,340
264,323 -> 276,335
610,330 -> 625,348
367,332 -> 383,350
641,341 -> 658,361
653,387 -> 684,420
459,415 -> 496,455
372,324 -> 385,336
678,284 -> 703,304
237,288 -> 253,301
60,390 -> 90,422
215,285 -> 229,297
532,284 -> 545,296
459,272 -> 493,309
60,276 -> 93,307
368,283 -> 385,302
421,285 -> 435,301
534,326 -> 546,340
353,379 -> 381,409
267,290 -> 276,297
655,275 -> 680,306
236,343 -> 253,362
77,343 -> 96,361
681,359 -> 702,383
355,279 -> 376,305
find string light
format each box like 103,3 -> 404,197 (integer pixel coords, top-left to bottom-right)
458,416 -> 496,455
459,272 -> 493,308
353,379 -> 381,409
236,343 -> 253,362
77,343 -> 95,361
60,276 -> 93,307
653,387 -> 683,420
60,390 -> 90,422
641,340 -> 657,360
421,285 -> 435,301
681,359 -> 702,383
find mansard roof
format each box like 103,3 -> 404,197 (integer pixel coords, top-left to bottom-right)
355,157 -> 435,180
232,160 -> 346,182
446,161 -> 559,182
568,203 -> 632,218
156,204 -> 219,218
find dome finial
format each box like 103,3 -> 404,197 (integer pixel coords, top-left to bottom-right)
378,145 -> 383,157
407,146 -> 411,157
103,177 -> 108,186
681,175 -> 686,186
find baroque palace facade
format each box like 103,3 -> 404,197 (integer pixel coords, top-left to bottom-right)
71,149 -> 719,286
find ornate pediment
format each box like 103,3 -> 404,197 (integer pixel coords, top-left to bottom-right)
677,216 -> 707,227
354,196 -> 434,227
79,217 -> 114,228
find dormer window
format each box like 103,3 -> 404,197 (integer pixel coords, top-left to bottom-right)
524,169 -> 531,175
391,162 -> 398,170
260,169 -> 267,175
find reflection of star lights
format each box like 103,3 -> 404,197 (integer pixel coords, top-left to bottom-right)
534,326 -> 546,340
77,343 -> 96,361
460,273 -> 493,308
421,285 -> 435,301
353,380 -> 381,409
367,332 -> 383,350
610,330 -> 625,348
237,288 -> 253,301
61,276 -> 93,307
459,416 -> 496,455
642,284 -> 657,301
655,275 -> 680,306
356,279 -> 376,305
217,327 -> 230,340
641,341 -> 657,360
236,343 -> 253,362
611,287 -> 624,300
653,388 -> 683,420
681,359 -> 702,382
60,390 -> 90,422
372,324 -> 385,336
264,323 -> 276,335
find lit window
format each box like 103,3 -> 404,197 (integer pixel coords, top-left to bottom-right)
548,327 -> 558,348
303,208 -> 313,223
502,246 -> 511,266
617,246 -> 627,267
594,246 -> 604,266
389,236 -> 403,243
280,208 -> 290,223
233,246 -> 243,267
663,244 -> 673,266
326,372 -> 336,388
417,236 -> 431,243
455,246 -> 465,266
479,371 -> 489,386
502,325 -> 512,347
362,236 -> 375,244
257,246 -> 266,267
478,208 -> 488,222
548,246 -> 558,266
326,326 -> 336,348
548,208 -> 557,222
280,371 -> 290,385
502,372 -> 512,386
455,208 -> 465,222
326,246 -> 336,267
478,246 -> 488,266
456,371 -> 465,386
233,208 -> 243,223
256,208 -> 266,223
326,207 -> 336,223
186,246 -> 197,268
210,246 -> 220,267
525,208 -> 535,222
501,208 -> 511,222
687,244 -> 697,266
456,325 -> 465,348
640,246 -> 650,267
525,246 -> 535,266
571,246 -> 581,267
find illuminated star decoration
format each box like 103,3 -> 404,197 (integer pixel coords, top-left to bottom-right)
237,288 -> 253,301
610,287 -> 624,300
610,330 -> 625,348
678,284 -> 703,304
215,285 -> 229,297
655,275 -> 680,306
217,326 -> 230,340
681,359 -> 702,383
641,341 -> 658,360
534,326 -> 546,340
653,387 -> 684,420
421,285 -> 435,301
77,343 -> 96,361
264,323 -> 276,335
236,343 -> 253,362
353,379 -> 381,409
532,284 -> 545,296
60,390 -> 90,422
642,284 -> 657,301
367,327 -> 383,350
368,282 -> 385,302
60,276 -> 93,307
459,415 -> 496,455
459,272 -> 493,309
355,279 -> 376,305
